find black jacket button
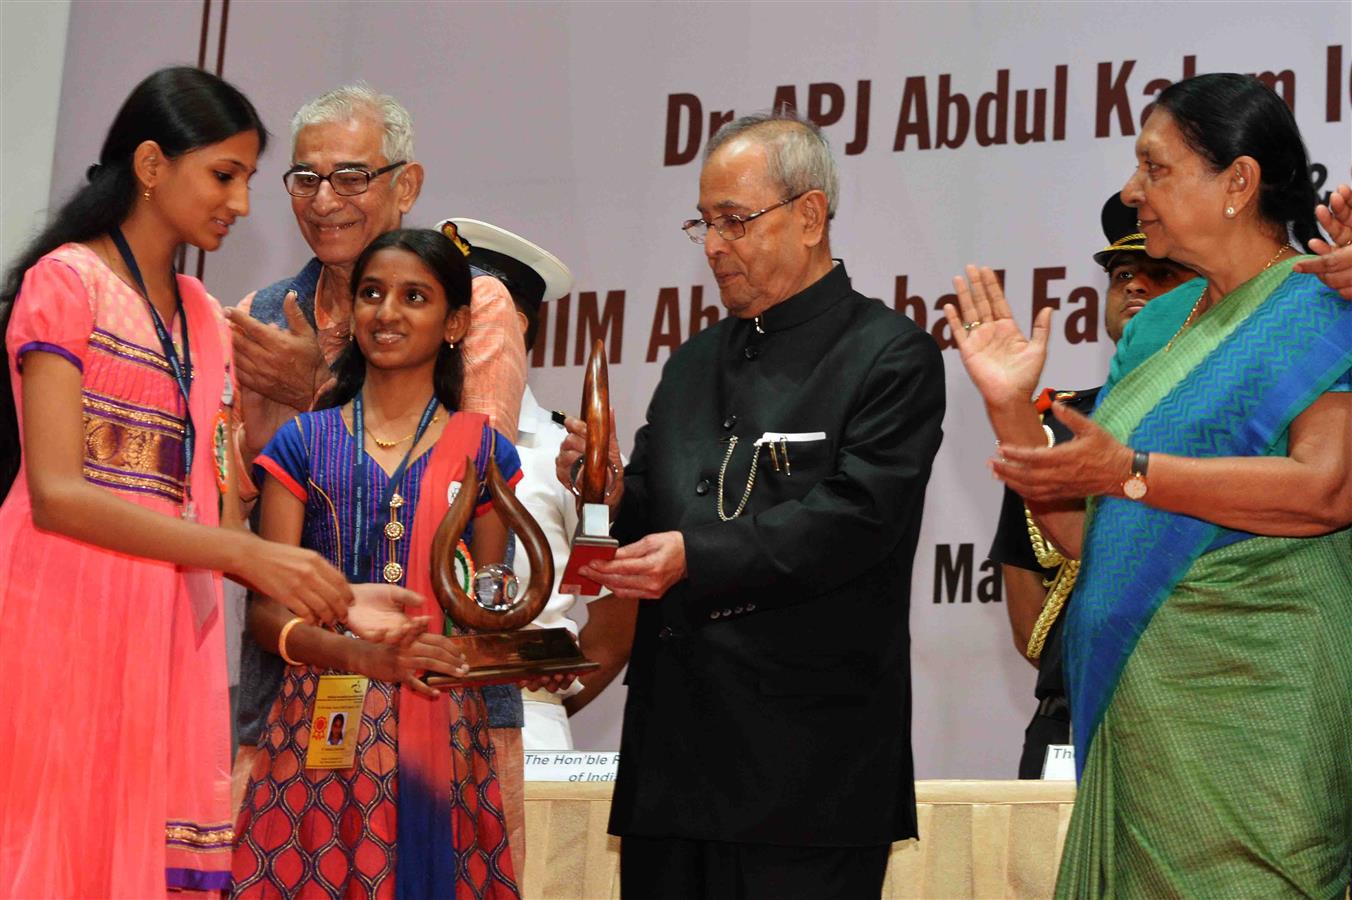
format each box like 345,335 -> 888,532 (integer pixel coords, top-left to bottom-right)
722,415 -> 737,430
744,345 -> 759,360
695,479 -> 710,496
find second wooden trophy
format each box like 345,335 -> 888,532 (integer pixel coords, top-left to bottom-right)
559,340 -> 621,595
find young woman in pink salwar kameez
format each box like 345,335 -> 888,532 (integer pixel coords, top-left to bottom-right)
0,67 -> 361,898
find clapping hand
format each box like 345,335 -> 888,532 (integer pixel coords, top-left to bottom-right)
224,291 -> 330,409
992,401 -> 1133,502
943,265 -> 1055,407
1293,179 -> 1352,300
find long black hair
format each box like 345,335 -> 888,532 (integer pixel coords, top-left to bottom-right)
317,229 -> 474,412
0,66 -> 267,501
1154,73 -> 1320,251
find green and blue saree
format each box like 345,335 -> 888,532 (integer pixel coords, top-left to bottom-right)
1055,258 -> 1352,898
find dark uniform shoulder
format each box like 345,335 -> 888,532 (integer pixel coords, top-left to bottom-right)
1036,386 -> 1103,445
1036,387 -> 1101,414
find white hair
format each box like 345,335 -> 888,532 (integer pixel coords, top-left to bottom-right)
290,82 -> 415,169
705,110 -> 840,218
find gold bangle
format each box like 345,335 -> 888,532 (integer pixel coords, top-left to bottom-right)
277,616 -> 305,666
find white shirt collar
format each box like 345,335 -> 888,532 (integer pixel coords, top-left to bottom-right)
518,384 -> 549,438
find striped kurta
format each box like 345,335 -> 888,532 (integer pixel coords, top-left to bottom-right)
231,407 -> 521,899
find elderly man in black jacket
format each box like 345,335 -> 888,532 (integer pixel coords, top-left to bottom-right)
557,111 -> 945,898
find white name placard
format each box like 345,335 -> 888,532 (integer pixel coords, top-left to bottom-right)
1041,744 -> 1076,781
524,750 -> 619,783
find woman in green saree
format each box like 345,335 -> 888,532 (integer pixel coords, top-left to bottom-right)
948,74 -> 1352,897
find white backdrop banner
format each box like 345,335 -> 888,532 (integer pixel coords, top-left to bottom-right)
48,0 -> 1351,778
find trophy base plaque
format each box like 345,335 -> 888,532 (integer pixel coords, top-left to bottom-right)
561,502 -> 618,596
560,536 -> 618,596
424,627 -> 601,686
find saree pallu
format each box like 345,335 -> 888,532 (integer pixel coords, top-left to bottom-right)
1056,260 -> 1352,898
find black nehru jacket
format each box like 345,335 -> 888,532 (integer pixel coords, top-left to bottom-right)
608,262 -> 946,847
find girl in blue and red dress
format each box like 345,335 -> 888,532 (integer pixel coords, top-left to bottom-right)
232,229 -> 522,899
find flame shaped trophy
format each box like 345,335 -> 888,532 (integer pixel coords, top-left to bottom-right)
424,451 -> 599,686
560,339 -> 621,596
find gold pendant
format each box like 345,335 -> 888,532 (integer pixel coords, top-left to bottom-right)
382,561 -> 404,583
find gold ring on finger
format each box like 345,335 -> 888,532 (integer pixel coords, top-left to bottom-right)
964,320 -> 983,332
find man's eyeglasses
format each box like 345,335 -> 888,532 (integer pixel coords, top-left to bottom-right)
283,161 -> 407,198
681,192 -> 805,244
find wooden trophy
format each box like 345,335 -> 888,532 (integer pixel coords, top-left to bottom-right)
424,458 -> 598,686
560,340 -> 620,595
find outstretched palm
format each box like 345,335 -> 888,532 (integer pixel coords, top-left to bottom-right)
345,583 -> 428,644
943,265 -> 1052,405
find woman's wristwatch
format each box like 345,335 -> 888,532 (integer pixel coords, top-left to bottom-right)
1123,450 -> 1149,500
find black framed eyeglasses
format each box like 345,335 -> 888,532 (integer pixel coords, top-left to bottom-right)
283,161 -> 407,197
682,192 -> 806,244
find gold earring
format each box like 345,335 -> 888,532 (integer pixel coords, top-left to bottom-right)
142,187 -> 152,201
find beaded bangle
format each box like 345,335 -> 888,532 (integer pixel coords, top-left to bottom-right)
278,616 -> 305,666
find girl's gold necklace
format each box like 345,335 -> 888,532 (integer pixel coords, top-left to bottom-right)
367,412 -> 439,449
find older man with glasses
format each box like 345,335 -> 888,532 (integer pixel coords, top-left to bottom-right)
223,85 -> 525,462
223,82 -> 532,878
554,110 -> 946,898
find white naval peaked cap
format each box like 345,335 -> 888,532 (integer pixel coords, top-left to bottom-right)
435,217 -> 574,308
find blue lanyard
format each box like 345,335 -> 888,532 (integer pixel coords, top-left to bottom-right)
350,392 -> 441,582
109,227 -> 195,513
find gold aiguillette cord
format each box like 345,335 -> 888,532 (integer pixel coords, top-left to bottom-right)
1023,504 -> 1080,660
